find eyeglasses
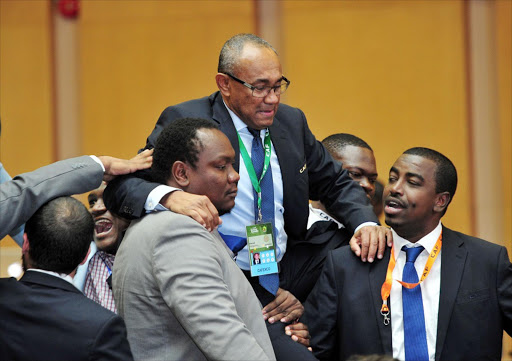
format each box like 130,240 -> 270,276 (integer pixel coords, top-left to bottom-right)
224,73 -> 290,98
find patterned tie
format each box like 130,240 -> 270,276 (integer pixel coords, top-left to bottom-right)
248,128 -> 279,295
402,245 -> 429,361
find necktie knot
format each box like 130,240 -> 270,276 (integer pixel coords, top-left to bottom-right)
402,245 -> 424,264
248,128 -> 261,139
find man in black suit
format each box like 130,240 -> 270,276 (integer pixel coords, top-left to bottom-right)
304,147 -> 512,361
281,133 -> 379,303
0,197 -> 133,360
104,33 -> 390,359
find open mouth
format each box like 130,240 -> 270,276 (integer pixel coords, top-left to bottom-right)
384,198 -> 406,215
95,219 -> 113,237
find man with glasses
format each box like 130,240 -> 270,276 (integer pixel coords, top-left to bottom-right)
105,33 -> 390,360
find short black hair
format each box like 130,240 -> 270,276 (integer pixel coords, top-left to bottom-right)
322,133 -> 373,157
404,147 -> 457,215
218,33 -> 277,75
25,197 -> 94,274
151,118 -> 219,184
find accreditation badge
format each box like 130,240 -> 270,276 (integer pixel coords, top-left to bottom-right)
246,222 -> 279,277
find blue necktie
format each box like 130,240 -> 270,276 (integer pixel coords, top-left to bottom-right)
248,128 -> 279,295
402,245 -> 429,361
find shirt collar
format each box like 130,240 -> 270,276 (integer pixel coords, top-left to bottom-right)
222,100 -> 262,136
26,269 -> 75,285
391,221 -> 442,259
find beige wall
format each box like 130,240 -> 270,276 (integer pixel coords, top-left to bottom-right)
0,0 -> 54,253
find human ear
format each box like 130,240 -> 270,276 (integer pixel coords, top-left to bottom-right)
22,233 -> 30,255
172,161 -> 190,187
433,192 -> 451,213
215,73 -> 231,96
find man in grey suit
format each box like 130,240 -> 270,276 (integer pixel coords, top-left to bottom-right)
0,151 -> 153,239
304,147 -> 512,361
114,118 -> 303,360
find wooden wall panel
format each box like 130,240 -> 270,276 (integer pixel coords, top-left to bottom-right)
281,0 -> 471,234
79,1 -> 254,159
0,0 -> 53,250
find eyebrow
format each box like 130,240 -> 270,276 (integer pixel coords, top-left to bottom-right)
253,76 -> 285,85
349,166 -> 378,177
389,167 -> 424,182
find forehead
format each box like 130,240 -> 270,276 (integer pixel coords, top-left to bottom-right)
88,183 -> 106,199
196,128 -> 235,162
391,154 -> 437,180
334,145 -> 376,171
235,44 -> 282,82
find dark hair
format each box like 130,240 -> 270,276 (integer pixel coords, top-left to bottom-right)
218,33 -> 277,75
322,133 -> 373,156
151,118 -> 219,184
404,147 -> 457,214
25,197 -> 94,274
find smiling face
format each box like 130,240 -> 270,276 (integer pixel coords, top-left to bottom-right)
383,154 -> 448,243
88,184 -> 129,254
221,44 -> 283,130
333,145 -> 378,200
184,129 -> 240,215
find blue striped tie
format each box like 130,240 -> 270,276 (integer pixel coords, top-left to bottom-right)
402,245 -> 429,361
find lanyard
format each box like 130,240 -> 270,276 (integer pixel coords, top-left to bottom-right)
380,232 -> 442,325
237,129 -> 272,222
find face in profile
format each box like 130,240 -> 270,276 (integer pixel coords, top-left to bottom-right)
333,145 -> 378,200
88,184 -> 129,254
223,44 -> 283,130
185,129 -> 240,215
383,154 -> 441,240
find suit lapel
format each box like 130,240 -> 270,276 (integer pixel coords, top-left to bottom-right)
268,117 -> 294,213
369,248 -> 393,354
210,92 -> 240,172
435,227 -> 466,360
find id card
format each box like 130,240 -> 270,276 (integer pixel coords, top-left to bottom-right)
246,222 -> 279,277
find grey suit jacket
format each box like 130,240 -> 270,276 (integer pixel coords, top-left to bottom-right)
0,156 -> 103,239
304,226 -> 512,361
113,211 -> 276,361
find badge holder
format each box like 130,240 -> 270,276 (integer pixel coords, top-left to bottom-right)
246,222 -> 279,277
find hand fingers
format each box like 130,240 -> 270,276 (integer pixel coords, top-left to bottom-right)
285,324 -> 310,347
349,236 -> 362,257
376,228 -> 390,260
366,229 -> 379,263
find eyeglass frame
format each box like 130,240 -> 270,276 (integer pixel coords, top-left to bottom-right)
224,72 -> 290,98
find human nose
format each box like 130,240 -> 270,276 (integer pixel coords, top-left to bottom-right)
388,179 -> 404,196
263,87 -> 280,104
91,198 -> 107,216
229,168 -> 240,184
359,178 -> 375,197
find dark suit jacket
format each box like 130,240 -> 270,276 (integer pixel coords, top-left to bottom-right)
304,226 -> 512,361
0,271 -> 133,361
104,92 -> 377,246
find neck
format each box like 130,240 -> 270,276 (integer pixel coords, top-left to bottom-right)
311,200 -> 329,214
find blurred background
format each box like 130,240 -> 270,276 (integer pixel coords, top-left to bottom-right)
0,0 -> 510,355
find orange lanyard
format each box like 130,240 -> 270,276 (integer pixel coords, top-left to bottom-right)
380,232 -> 442,325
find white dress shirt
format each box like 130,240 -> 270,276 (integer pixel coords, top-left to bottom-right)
390,221 -> 442,361
220,105 -> 286,270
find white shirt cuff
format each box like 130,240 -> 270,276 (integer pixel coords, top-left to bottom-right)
145,185 -> 182,213
89,155 -> 105,172
354,221 -> 378,233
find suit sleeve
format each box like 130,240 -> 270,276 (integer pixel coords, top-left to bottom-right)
300,111 -> 378,231
153,219 -> 273,360
0,156 -> 103,239
91,314 -> 133,361
497,246 -> 512,336
303,250 -> 340,361
103,106 -> 183,219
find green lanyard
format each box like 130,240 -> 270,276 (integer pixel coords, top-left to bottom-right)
237,129 -> 272,222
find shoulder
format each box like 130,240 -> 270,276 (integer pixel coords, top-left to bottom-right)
275,102 -> 306,121
444,226 -> 505,254
160,94 -> 215,118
